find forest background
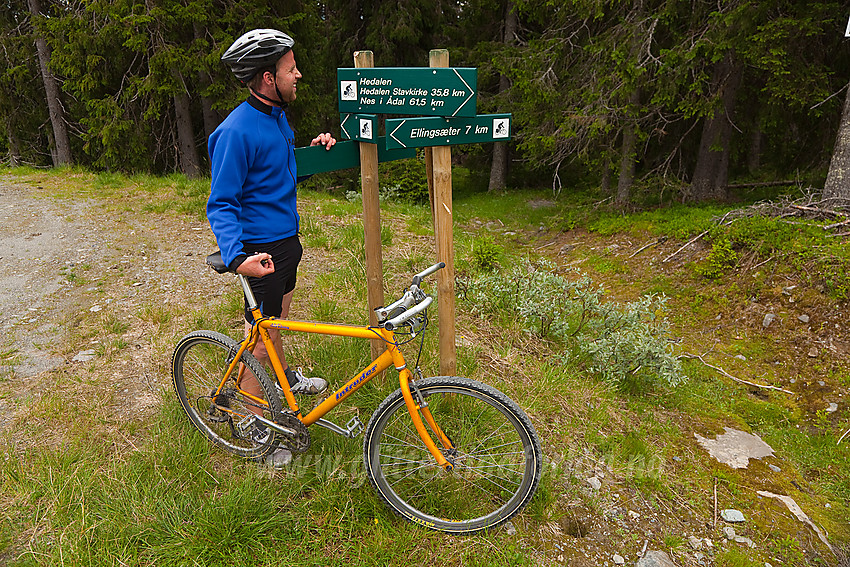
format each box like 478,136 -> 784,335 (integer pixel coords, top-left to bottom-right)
3,0 -> 850,206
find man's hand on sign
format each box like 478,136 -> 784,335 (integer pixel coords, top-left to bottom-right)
311,132 -> 336,150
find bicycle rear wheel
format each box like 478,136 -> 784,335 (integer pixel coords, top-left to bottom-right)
172,330 -> 281,458
363,376 -> 542,534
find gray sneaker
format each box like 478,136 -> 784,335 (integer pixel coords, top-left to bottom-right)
259,447 -> 293,469
249,427 -> 292,469
286,366 -> 328,395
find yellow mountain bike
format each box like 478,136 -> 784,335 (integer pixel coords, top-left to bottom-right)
172,255 -> 542,534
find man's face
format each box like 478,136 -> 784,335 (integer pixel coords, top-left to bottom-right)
273,50 -> 301,103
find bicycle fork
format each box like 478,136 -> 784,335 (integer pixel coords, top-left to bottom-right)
397,365 -> 456,471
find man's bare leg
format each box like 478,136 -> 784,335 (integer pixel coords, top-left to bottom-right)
241,291 -> 294,414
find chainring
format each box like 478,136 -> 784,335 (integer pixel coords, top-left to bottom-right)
274,410 -> 311,453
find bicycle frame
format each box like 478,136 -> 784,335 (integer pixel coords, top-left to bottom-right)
213,301 -> 455,470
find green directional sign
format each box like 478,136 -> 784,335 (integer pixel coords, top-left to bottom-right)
338,67 -> 477,117
339,114 -> 377,143
295,138 -> 414,176
385,114 -> 511,149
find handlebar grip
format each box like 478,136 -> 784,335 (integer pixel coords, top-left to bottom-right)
412,262 -> 445,286
384,296 -> 433,331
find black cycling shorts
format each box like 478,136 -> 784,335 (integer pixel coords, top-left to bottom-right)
242,235 -> 303,323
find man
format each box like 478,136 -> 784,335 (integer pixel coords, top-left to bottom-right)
207,29 -> 335,467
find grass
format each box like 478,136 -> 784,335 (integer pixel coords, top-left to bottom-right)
1,165 -> 849,566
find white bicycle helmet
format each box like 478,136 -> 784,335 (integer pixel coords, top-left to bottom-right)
221,29 -> 294,83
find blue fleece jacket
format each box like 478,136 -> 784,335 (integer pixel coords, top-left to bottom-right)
207,96 -> 299,268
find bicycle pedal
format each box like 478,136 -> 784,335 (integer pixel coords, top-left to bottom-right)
345,416 -> 364,438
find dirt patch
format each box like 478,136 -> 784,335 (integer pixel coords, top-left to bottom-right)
0,175 -> 230,437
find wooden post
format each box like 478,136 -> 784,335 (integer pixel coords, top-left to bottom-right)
354,50 -> 385,361
428,49 -> 457,377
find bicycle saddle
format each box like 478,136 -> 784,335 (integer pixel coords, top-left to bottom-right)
206,251 -> 230,274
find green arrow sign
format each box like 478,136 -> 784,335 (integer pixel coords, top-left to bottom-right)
295,138 -> 414,176
339,114 -> 377,143
385,114 -> 511,149
338,67 -> 477,117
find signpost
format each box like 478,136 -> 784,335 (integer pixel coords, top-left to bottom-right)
386,114 -> 511,149
294,138 -> 413,176
331,51 -> 512,377
338,67 -> 478,117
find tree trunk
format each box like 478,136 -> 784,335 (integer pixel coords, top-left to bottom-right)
615,89 -> 641,209
193,22 -> 221,143
690,53 -> 743,202
27,0 -> 72,166
173,72 -> 201,178
488,0 -> 517,192
824,79 -> 850,199
5,115 -> 21,166
747,127 -> 762,174
600,154 -> 612,194
616,124 -> 637,208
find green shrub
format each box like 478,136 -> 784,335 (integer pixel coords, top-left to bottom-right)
471,235 -> 501,271
695,239 -> 737,279
378,156 -> 429,204
460,260 -> 685,391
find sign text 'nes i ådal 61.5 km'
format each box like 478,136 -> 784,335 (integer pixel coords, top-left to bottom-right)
385,114 -> 511,149
338,67 -> 478,117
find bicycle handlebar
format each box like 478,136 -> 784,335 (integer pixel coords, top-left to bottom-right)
383,296 -> 433,331
412,262 -> 445,287
374,262 -> 444,330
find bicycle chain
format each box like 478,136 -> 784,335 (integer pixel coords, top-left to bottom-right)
273,410 -> 311,453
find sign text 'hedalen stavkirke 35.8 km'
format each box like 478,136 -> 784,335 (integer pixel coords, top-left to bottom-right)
337,67 -> 478,118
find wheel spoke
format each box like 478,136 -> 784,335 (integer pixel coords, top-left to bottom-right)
365,378 -> 541,533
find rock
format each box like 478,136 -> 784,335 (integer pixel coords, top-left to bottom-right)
734,535 -> 756,548
798,314 -> 810,323
504,521 -> 517,536
688,535 -> 703,550
636,550 -> 676,567
612,554 -> 625,565
72,349 -> 96,362
768,464 -> 781,473
807,347 -> 819,358
695,428 -> 775,469
762,313 -> 776,328
587,476 -> 602,491
818,380 -> 826,386
723,526 -> 737,540
721,509 -> 746,523
756,491 -> 834,552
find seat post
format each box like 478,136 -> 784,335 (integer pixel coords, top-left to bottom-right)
238,274 -> 260,311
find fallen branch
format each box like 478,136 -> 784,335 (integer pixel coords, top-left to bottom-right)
726,180 -> 799,189
824,218 -> 850,230
680,353 -> 794,394
662,229 -> 709,263
628,236 -> 667,259
790,204 -> 843,217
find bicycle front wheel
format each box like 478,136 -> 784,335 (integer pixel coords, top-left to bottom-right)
363,377 -> 542,534
172,330 -> 281,459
